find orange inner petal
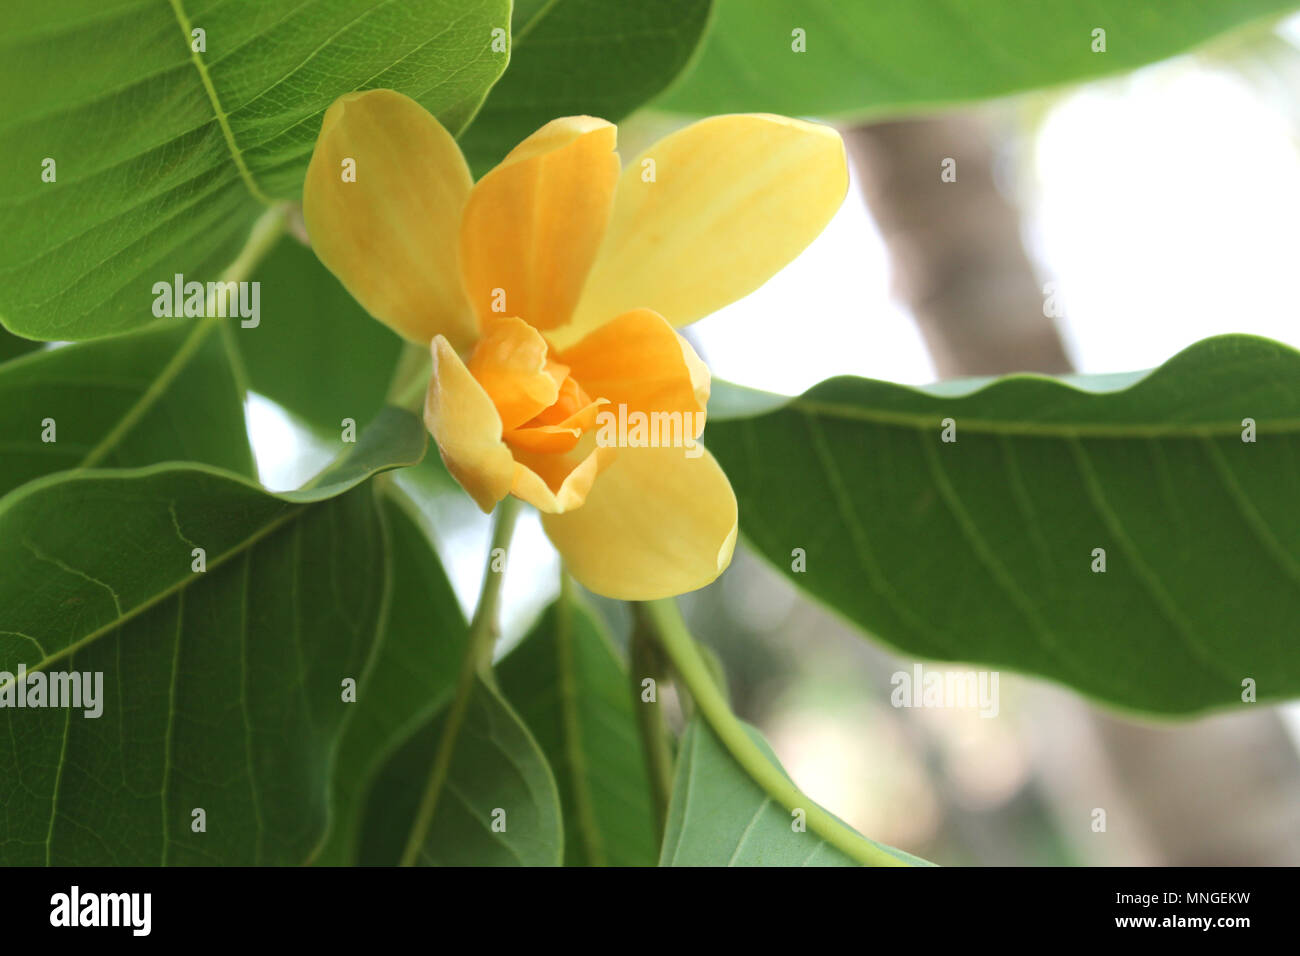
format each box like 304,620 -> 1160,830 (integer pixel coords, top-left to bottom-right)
463,308 -> 711,499
466,317 -> 568,430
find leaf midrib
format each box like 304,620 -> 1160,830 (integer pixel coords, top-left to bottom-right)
167,0 -> 273,205
0,497 -> 302,688
788,397 -> 1300,439
0,448 -> 411,689
77,317 -> 220,468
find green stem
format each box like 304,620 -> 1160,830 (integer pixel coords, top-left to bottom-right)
399,496 -> 521,866
79,201 -> 291,469
469,495 -> 522,674
386,341 -> 432,411
642,598 -> 910,868
630,604 -> 675,845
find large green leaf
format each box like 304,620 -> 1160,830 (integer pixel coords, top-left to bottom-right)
705,335 -> 1300,714
0,0 -> 509,341
661,719 -> 928,866
0,324 -> 252,497
0,407 -> 426,864
458,0 -> 713,174
0,405 -> 423,672
311,496 -> 467,866
359,675 -> 564,866
239,238 -> 403,438
499,595 -> 657,866
658,0 -> 1296,118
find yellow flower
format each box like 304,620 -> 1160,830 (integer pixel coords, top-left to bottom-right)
302,90 -> 847,599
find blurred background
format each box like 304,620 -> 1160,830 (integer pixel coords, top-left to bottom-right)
251,14 -> 1300,864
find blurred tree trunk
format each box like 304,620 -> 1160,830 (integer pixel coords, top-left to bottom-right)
847,115 -> 1070,378
1091,709 -> 1300,865
845,112 -> 1300,865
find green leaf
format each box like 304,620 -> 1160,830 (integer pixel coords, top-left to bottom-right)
705,335 -> 1300,714
0,327 -> 39,364
498,595 -> 657,866
0,323 -> 252,497
311,496 -> 467,866
0,405 -> 424,672
0,408 -> 426,864
359,675 -> 564,866
458,0 -> 713,175
661,719 -> 928,866
658,0 -> 1296,118
0,0 -> 510,341
238,238 -> 403,438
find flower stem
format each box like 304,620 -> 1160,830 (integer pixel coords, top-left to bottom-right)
630,604 -> 675,845
399,496 -> 521,866
641,598 -> 911,868
386,341 -> 432,412
468,495 -> 522,675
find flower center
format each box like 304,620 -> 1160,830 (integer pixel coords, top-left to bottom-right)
465,317 -> 605,456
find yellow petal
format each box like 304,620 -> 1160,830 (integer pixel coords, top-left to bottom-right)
459,117 -> 619,332
542,445 -> 738,600
467,317 -> 566,430
556,114 -> 848,346
512,441 -> 617,514
304,89 -> 476,349
558,308 -> 709,438
424,336 -> 516,512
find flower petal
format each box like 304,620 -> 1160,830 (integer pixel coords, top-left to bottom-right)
512,440 -> 617,514
304,90 -> 475,349
426,334 -> 617,515
557,114 -> 848,345
424,336 -> 516,512
459,117 -> 619,332
542,445 -> 737,600
558,308 -> 709,438
506,385 -> 607,454
467,317 -> 566,430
